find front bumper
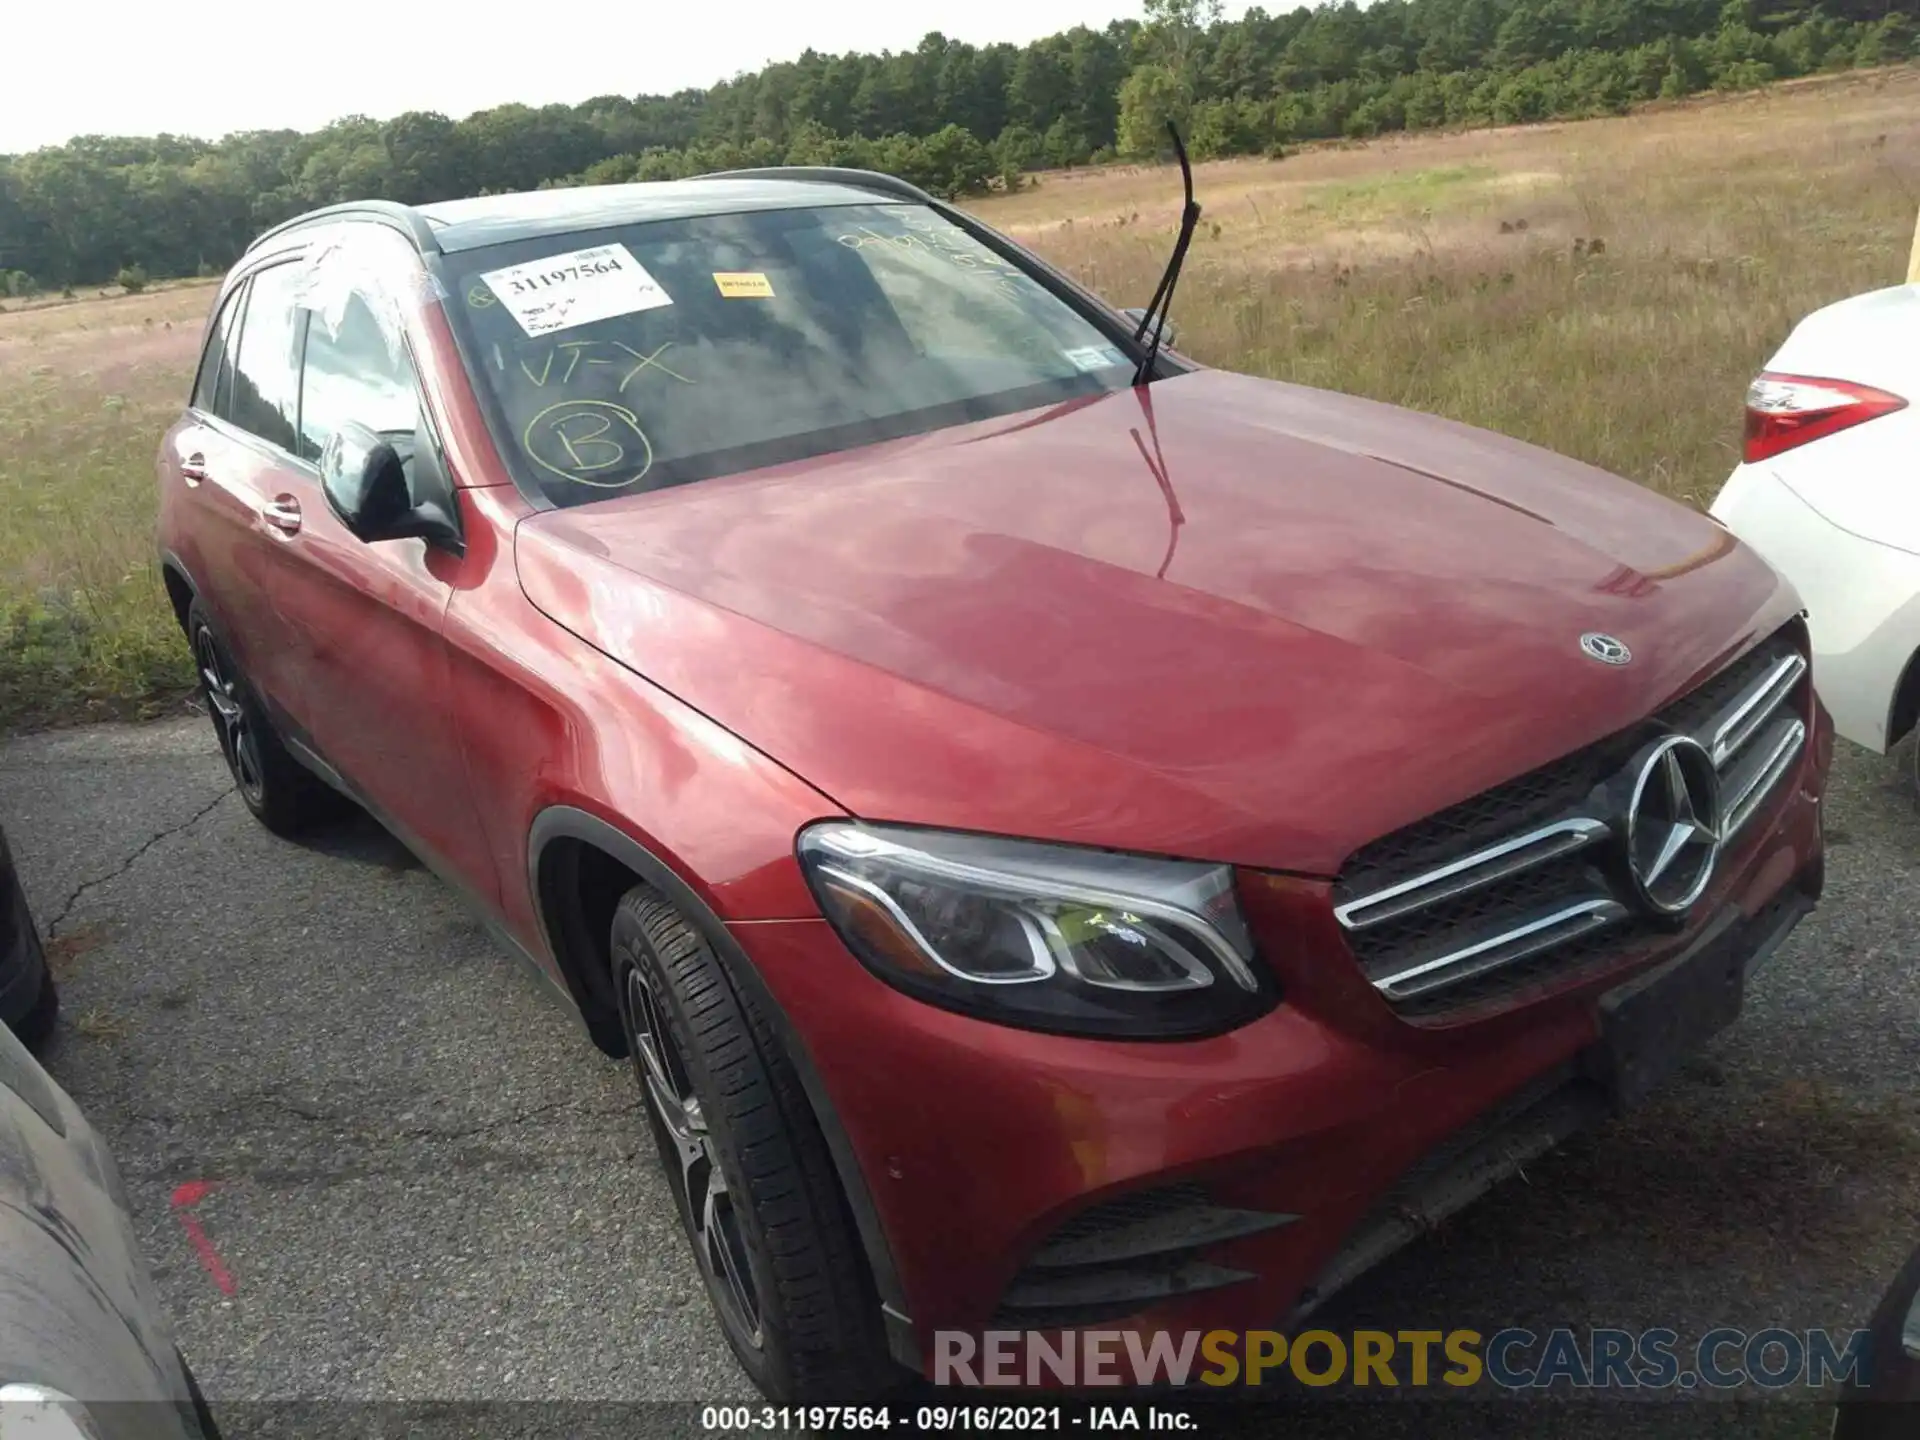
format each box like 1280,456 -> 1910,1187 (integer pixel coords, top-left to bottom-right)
1713,462 -> 1920,754
732,709 -> 1830,1373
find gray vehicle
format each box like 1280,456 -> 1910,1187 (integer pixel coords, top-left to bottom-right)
1832,1245 -> 1920,1437
0,820 -> 56,1048
0,821 -> 216,1439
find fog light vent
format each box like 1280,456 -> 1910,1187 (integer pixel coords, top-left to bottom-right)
992,1182 -> 1295,1329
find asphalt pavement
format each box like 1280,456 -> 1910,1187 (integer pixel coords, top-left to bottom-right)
2,712 -> 1917,1436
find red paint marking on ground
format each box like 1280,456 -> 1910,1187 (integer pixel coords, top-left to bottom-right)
170,1181 -> 236,1295
171,1180 -> 216,1208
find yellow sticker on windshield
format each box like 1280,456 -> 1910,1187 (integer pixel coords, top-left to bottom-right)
713,271 -> 774,299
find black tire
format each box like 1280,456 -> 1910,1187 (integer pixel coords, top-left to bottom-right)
610,885 -> 895,1401
180,1351 -> 222,1440
186,600 -> 342,837
12,968 -> 57,1052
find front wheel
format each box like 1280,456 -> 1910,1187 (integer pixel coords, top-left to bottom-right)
610,885 -> 895,1400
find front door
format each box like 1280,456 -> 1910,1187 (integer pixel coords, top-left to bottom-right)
265,231 -> 498,904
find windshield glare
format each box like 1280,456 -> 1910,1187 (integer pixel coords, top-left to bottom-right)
444,203 -> 1134,507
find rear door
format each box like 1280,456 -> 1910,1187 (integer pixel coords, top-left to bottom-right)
156,279 -> 244,606
161,260 -> 316,719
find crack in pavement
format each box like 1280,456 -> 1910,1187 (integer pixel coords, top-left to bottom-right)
44,785 -> 236,936
125,1141 -> 653,1190
128,1092 -> 641,1144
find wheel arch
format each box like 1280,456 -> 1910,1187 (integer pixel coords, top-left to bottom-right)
1888,644 -> 1920,751
525,805 -> 916,1356
159,552 -> 197,636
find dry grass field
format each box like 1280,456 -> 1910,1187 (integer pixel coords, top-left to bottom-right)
2,67 -> 1916,731
979,66 -> 1920,504
0,282 -> 216,729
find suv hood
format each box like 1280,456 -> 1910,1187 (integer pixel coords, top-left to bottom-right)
515,370 -> 1794,876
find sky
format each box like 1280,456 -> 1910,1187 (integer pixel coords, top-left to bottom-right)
4,0 -> 1181,154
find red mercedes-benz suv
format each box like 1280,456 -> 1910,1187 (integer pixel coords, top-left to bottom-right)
155,168 -> 1829,1400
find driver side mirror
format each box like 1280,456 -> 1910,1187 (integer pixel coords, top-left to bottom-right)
1121,307 -> 1178,351
320,421 -> 461,553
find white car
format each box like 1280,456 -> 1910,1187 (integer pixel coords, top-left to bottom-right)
1711,282 -> 1919,783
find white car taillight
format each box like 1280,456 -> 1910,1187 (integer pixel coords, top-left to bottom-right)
1744,372 -> 1907,463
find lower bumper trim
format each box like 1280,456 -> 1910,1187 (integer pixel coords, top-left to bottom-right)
1289,1061 -> 1608,1325
1291,876 -> 1817,1325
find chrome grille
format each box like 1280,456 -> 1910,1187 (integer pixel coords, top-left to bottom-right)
1334,629 -> 1809,1018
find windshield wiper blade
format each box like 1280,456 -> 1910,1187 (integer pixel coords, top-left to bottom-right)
1132,122 -> 1202,388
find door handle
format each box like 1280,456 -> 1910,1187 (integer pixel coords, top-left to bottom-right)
262,496 -> 303,536
181,452 -> 208,487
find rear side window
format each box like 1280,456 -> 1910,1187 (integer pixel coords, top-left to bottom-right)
229,263 -> 306,454
191,284 -> 245,417
298,290 -> 423,463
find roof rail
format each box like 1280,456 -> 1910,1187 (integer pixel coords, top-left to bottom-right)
247,200 -> 440,257
691,166 -> 938,207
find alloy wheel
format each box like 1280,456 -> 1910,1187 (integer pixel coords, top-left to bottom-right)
621,964 -> 764,1348
194,627 -> 264,805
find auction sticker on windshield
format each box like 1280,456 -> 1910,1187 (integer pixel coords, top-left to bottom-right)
713,271 -> 775,299
1062,344 -> 1126,372
478,244 -> 673,337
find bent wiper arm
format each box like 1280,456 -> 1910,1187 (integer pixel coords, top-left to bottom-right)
1132,122 -> 1202,388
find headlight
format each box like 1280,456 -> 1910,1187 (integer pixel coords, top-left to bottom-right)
796,823 -> 1275,1037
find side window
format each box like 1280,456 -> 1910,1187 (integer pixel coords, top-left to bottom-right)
297,289 -> 423,463
191,283 -> 245,417
228,263 -> 306,454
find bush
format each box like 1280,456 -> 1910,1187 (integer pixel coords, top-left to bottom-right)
784,120 -> 841,168
994,124 -> 1042,189
115,265 -> 149,294
575,154 -> 643,185
1855,16 -> 1913,66
1189,97 -> 1276,158
1712,57 -> 1775,90
1492,69 -> 1554,123
1042,117 -> 1094,168
633,148 -> 691,183
917,125 -> 994,199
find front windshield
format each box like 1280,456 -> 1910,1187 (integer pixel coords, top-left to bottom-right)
442,202 -> 1136,507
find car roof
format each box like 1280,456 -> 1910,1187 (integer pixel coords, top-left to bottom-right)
250,169 -> 938,259
418,177 -> 906,253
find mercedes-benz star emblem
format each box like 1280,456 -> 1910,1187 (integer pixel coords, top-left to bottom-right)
1625,735 -> 1722,914
1581,632 -> 1632,665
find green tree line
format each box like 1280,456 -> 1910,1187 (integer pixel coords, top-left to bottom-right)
0,0 -> 1911,291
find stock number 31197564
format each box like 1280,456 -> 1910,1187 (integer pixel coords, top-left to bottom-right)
700,1405 -> 1070,1431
